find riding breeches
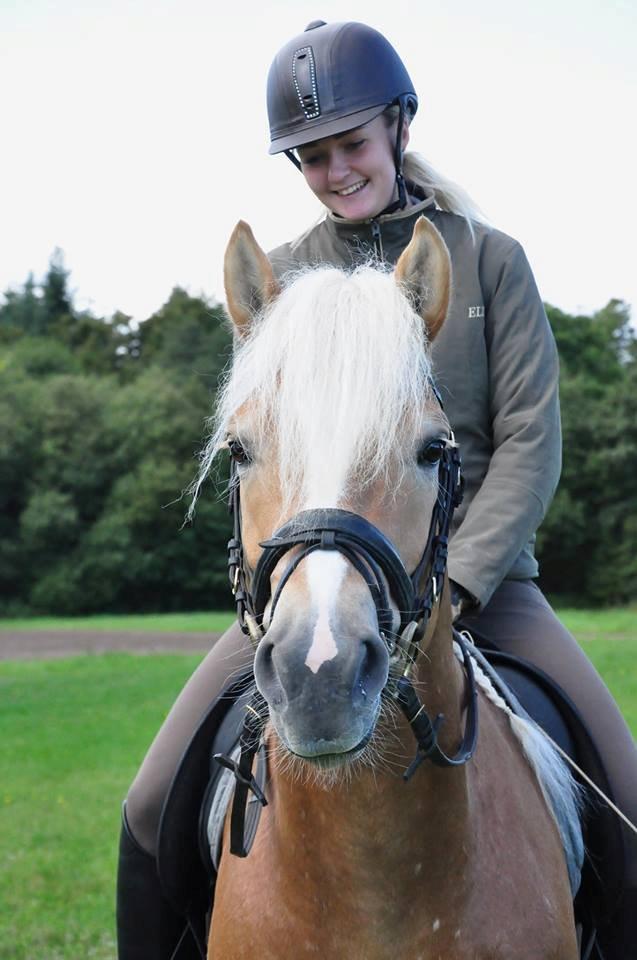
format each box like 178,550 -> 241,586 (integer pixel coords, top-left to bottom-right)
125,579 -> 637,893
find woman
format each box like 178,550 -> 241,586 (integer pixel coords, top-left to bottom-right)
117,20 -> 636,959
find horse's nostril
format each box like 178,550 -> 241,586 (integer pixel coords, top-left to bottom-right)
355,635 -> 389,702
254,637 -> 283,706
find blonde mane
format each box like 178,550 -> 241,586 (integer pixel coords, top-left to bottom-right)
192,263 -> 439,512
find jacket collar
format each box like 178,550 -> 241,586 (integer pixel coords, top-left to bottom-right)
324,182 -> 436,240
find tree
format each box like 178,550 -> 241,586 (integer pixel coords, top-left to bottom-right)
42,248 -> 73,329
537,300 -> 636,604
0,273 -> 47,339
136,287 -> 232,381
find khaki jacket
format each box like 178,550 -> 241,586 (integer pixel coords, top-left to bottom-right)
268,188 -> 561,609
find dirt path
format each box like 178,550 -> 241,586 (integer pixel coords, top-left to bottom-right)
0,629 -> 220,660
1,627 -> 633,662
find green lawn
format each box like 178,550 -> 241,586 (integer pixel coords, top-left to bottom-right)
556,605 -> 637,637
0,610 -> 236,633
557,608 -> 637,733
0,609 -> 634,959
0,653 -> 203,960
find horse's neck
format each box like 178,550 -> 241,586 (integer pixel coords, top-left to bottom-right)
263,607 -> 471,903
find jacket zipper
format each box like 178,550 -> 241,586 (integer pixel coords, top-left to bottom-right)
370,219 -> 384,261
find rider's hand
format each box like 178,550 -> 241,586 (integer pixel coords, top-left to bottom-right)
450,580 -> 477,623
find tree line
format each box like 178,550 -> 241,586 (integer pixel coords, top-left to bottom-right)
0,252 -> 634,615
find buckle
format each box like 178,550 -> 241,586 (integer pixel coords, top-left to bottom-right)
213,753 -> 267,807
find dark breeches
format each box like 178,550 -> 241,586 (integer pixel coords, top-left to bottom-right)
126,622 -> 254,855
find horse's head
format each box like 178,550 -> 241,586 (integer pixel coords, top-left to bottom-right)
215,217 -> 452,770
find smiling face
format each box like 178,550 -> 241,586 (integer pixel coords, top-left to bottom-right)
297,113 -> 409,220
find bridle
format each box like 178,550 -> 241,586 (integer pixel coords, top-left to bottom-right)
217,405 -> 480,857
228,434 -> 463,671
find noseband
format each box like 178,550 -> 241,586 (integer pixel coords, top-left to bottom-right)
219,419 -> 479,856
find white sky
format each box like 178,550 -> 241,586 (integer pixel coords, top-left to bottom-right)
1,0 -> 635,323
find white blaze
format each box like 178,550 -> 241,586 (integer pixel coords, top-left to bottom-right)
304,551 -> 348,674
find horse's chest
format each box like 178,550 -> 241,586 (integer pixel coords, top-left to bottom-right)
211,861 -> 478,960
209,861 -> 577,960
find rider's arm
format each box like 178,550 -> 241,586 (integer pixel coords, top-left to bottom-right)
447,239 -> 561,609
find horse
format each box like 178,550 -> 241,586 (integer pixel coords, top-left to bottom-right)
201,217 -> 583,958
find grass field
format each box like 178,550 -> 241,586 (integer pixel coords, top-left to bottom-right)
0,609 -> 634,959
0,653 -> 203,960
1,605 -> 635,638
0,610 -> 236,633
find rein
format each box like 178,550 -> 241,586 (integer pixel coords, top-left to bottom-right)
219,421 -> 479,857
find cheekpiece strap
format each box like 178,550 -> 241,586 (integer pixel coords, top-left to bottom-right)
227,464 -> 263,645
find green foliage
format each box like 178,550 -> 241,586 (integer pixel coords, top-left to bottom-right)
41,248 -> 73,329
0,254 -> 232,615
1,366 -> 231,614
136,286 -> 232,379
0,274 -> 45,337
538,300 -> 637,604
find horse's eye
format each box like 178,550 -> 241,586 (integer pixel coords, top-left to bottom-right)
228,438 -> 251,465
417,439 -> 445,467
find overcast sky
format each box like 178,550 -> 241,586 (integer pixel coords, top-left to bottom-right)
1,0 -> 635,323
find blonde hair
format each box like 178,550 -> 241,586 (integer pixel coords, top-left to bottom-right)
383,105 -> 487,228
402,152 -> 486,226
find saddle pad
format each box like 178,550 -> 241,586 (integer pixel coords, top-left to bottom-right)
200,708 -> 267,876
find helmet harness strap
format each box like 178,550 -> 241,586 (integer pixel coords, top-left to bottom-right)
284,148 -> 302,171
393,95 -> 408,209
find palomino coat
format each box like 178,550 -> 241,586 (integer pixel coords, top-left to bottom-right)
268,187 -> 561,609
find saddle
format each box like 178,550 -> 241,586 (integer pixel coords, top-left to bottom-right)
156,649 -> 624,959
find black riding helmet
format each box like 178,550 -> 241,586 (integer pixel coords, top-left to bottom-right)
267,20 -> 418,209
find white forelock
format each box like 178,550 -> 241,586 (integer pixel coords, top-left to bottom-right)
199,263 -> 437,510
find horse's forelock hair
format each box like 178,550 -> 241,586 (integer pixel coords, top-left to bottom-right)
201,262 -> 435,510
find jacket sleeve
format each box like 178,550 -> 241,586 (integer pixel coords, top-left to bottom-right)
447,239 -> 562,608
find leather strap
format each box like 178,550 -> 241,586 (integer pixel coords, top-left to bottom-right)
396,631 -> 479,778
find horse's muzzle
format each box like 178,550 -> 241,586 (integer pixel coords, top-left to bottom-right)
254,623 -> 389,759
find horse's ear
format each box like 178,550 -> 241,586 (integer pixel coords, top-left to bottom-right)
394,216 -> 451,342
224,221 -> 280,338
